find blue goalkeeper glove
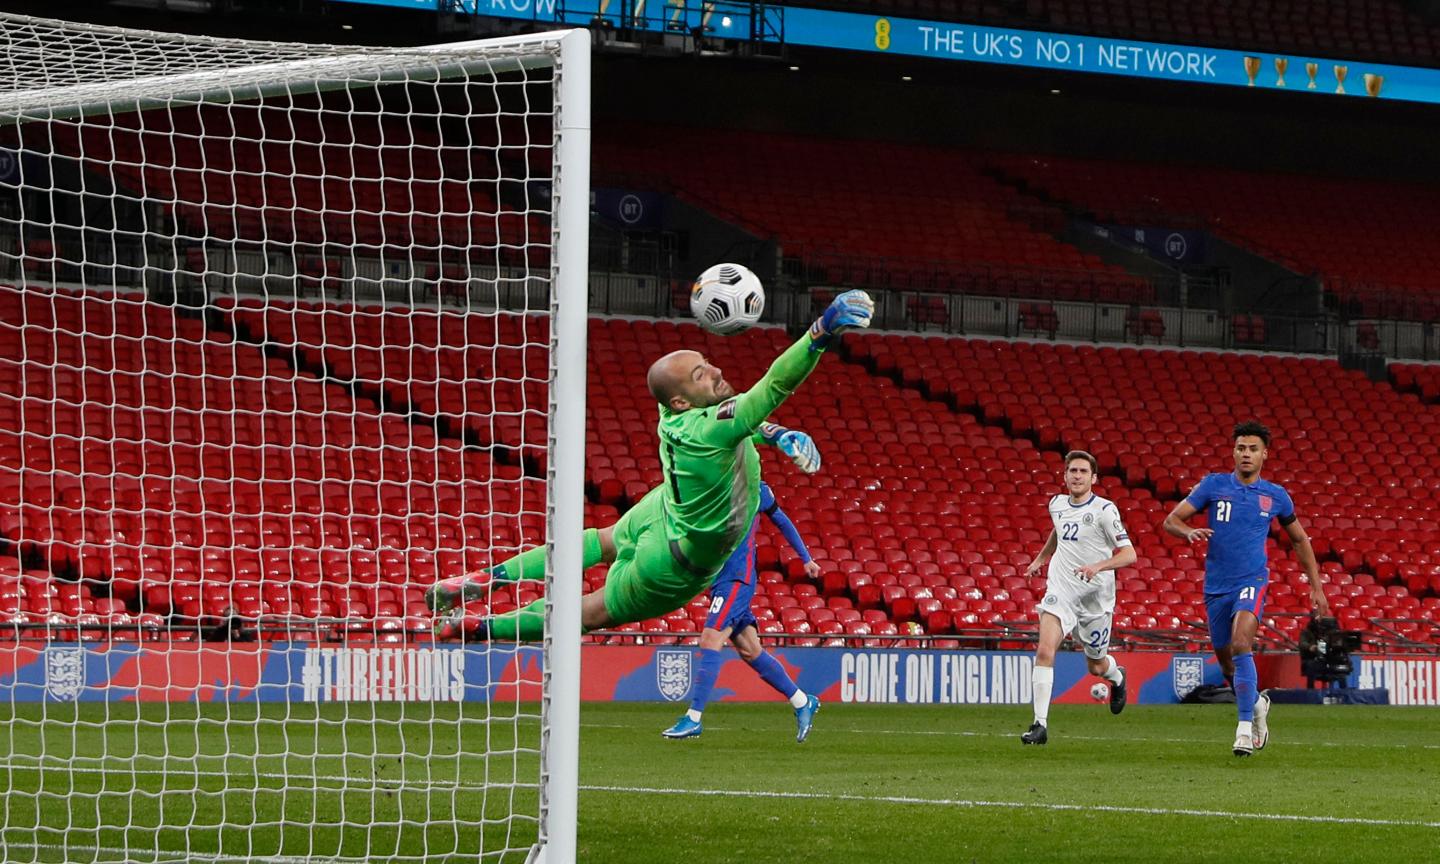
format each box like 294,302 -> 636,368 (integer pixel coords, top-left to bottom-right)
758,423 -> 822,474
808,289 -> 874,352
778,430 -> 821,474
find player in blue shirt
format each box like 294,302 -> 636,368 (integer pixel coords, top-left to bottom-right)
1162,421 -> 1330,756
662,479 -> 822,743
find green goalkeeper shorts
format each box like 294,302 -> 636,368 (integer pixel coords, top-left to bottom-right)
602,486 -> 715,625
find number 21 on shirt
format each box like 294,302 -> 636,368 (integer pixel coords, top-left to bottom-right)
1215,501 -> 1232,523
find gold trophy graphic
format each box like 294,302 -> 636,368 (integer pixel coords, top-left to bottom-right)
1274,57 -> 1289,87
1334,64 -> 1348,94
1305,62 -> 1319,89
1243,56 -> 1261,86
1364,73 -> 1385,98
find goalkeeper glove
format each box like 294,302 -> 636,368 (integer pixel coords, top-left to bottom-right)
758,423 -> 822,474
808,289 -> 874,352
778,430 -> 821,474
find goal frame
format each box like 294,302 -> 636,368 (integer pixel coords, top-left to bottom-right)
0,19 -> 590,864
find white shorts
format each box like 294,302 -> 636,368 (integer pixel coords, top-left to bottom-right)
1036,579 -> 1115,660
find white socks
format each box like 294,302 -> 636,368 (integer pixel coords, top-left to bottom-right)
686,709 -> 703,723
1237,720 -> 1253,738
1032,665 -> 1054,725
1102,656 -> 1124,684
789,690 -> 809,709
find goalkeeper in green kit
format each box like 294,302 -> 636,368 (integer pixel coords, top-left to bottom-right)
428,290 -> 875,641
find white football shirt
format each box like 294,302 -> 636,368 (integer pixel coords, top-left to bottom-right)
1046,493 -> 1132,599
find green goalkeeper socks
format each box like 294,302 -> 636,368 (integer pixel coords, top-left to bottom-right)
479,529 -> 605,641
484,599 -> 548,641
487,528 -> 603,582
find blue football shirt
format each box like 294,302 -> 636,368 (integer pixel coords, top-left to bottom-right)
1183,472 -> 1295,594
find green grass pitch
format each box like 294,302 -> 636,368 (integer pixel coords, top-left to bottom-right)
0,701 -> 1436,862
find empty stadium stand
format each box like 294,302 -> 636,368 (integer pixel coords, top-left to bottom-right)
991,152 -> 1440,319
1,285 -> 1434,650
16,101 -> 549,288
594,126 -> 1152,305
845,333 -> 1440,648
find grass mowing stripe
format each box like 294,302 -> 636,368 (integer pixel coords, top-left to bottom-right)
17,759 -> 1429,832
579,784 -> 1440,829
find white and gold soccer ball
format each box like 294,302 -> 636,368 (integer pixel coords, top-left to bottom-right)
1089,682 -> 1109,702
690,263 -> 765,335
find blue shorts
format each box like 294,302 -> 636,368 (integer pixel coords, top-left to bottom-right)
1204,580 -> 1269,650
703,523 -> 758,633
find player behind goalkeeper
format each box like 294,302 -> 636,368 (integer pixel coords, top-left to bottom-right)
661,480 -> 822,743
428,290 -> 874,641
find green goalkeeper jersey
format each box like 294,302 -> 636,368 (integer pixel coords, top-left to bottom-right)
655,332 -> 823,573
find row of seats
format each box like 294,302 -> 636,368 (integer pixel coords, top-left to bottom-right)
0,287 -> 555,628
992,152 -> 1440,318
594,126 -> 1145,299
35,102 -> 548,263
832,332 -> 1438,644
1,287 -> 1435,649
575,318 -> 1438,649
223,298 -> 551,457
598,126 -> 1430,322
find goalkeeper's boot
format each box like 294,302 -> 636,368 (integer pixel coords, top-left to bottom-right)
1020,722 -> 1048,745
1109,666 -> 1128,715
433,608 -> 487,642
661,716 -> 703,739
795,695 -> 821,743
1232,731 -> 1254,757
1252,690 -> 1272,751
425,569 -> 493,613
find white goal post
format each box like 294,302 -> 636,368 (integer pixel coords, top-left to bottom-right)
0,14 -> 587,864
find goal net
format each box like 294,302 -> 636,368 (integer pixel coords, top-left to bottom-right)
0,14 -> 588,864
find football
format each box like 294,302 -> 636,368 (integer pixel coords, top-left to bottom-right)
690,263 -> 765,335
1090,682 -> 1109,702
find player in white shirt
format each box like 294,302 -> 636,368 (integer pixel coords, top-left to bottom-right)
1020,450 -> 1138,745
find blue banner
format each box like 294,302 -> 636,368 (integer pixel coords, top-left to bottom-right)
334,0 -> 1440,106
780,9 -> 1437,103
8,642 -> 1431,705
0,642 -> 1232,705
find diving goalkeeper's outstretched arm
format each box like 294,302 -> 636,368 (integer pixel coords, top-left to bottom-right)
718,290 -> 875,444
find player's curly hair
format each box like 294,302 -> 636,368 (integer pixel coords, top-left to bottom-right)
1233,420 -> 1271,446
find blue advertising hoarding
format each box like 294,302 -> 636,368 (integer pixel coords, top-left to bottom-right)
333,0 -> 1440,106
9,641 -> 1433,705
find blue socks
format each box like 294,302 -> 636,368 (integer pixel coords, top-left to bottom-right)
686,648 -> 808,721
688,648 -> 723,714
1233,652 -> 1258,721
748,650 -> 800,700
